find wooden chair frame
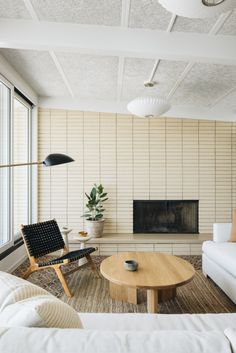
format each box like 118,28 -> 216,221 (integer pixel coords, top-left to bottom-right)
21,224 -> 100,297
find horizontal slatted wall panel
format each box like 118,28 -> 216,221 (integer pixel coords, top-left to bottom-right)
166,118 -> 182,199
199,121 -> 215,233
183,120 -> 199,200
50,110 -> 67,228
13,106 -> 29,232
116,114 -> 133,233
83,111 -> 100,203
67,111 -> 84,229
133,117 -> 149,199
232,123 -> 236,212
100,113 -> 117,233
38,109 -> 235,234
150,118 -> 166,200
215,122 -> 232,222
38,109 -> 51,221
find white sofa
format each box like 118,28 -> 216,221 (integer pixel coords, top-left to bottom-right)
1,268 -> 236,352
202,223 -> 236,304
1,313 -> 236,353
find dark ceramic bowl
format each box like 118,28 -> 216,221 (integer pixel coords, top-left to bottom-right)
124,260 -> 138,271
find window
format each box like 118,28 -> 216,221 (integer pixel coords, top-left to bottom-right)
0,75 -> 35,253
13,95 -> 33,238
0,76 -> 13,252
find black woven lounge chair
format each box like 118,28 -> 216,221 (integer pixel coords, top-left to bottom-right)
21,219 -> 99,297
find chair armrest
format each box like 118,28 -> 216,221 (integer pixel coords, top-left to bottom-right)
213,223 -> 231,242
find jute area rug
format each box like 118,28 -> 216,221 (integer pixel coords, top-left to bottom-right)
13,256 -> 236,314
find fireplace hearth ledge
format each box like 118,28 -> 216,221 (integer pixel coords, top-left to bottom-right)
70,232 -> 211,244
69,233 -> 211,256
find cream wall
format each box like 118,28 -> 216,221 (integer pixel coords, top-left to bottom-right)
38,108 -> 236,234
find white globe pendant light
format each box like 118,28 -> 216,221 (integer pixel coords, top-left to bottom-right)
158,0 -> 236,18
127,96 -> 171,118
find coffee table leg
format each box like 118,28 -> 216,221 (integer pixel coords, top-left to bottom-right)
109,282 -> 137,304
147,289 -> 158,313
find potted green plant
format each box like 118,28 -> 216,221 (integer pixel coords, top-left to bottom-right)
82,184 -> 108,238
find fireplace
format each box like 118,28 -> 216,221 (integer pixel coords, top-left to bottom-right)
133,200 -> 199,234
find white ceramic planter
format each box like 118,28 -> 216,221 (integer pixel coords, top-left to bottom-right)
85,219 -> 105,238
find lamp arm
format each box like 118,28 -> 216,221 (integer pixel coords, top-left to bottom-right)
0,161 -> 42,168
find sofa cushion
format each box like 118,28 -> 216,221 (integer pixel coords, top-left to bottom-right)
80,312 -> 236,332
0,295 -> 83,329
202,241 -> 236,278
0,327 -> 232,353
0,271 -> 48,311
224,328 -> 236,353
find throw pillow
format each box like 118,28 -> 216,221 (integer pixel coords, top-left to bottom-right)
0,271 -> 48,311
229,209 -> 236,242
0,295 -> 83,329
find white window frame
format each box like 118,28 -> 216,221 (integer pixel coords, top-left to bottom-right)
0,75 -> 37,253
0,74 -> 14,253
13,93 -> 34,240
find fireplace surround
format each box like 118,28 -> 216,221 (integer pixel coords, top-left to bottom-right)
133,200 -> 199,234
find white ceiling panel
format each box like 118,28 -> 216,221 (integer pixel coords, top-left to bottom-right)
153,60 -> 189,97
56,52 -> 118,100
0,49 -> 70,96
129,0 -> 172,30
219,10 -> 236,35
171,63 -> 236,106
173,15 -> 218,33
121,58 -> 155,100
122,58 -> 188,100
0,0 -> 30,19
214,89 -> 236,110
30,0 -> 121,26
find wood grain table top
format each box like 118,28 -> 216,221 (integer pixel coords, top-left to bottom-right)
100,252 -> 195,290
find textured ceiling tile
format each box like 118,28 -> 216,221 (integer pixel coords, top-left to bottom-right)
56,53 -> 118,100
219,9 -> 236,35
152,60 -> 188,97
214,90 -> 236,110
129,0 -> 172,30
173,15 -> 218,33
122,58 -> 155,100
171,63 -> 236,106
0,49 -> 70,96
0,0 -> 31,19
122,58 -> 187,101
30,0 -> 121,26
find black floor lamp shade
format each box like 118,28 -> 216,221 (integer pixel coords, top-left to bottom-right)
43,154 -> 74,167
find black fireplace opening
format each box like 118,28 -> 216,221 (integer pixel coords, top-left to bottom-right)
133,200 -> 199,234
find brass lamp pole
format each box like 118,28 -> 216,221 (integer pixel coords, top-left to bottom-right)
0,153 -> 74,168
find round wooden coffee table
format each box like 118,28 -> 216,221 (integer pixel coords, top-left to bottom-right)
100,252 -> 195,313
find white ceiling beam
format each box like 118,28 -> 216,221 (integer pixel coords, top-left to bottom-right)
0,19 -> 236,65
39,96 -> 236,122
117,0 -> 130,101
21,1 -> 75,98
